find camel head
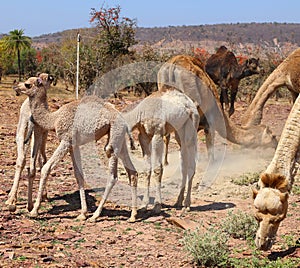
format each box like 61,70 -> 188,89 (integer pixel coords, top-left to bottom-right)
252,173 -> 289,251
260,125 -> 278,148
242,125 -> 277,149
14,73 -> 54,97
242,58 -> 263,77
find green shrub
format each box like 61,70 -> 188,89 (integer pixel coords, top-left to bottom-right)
231,172 -> 260,186
221,210 -> 258,240
182,225 -> 229,267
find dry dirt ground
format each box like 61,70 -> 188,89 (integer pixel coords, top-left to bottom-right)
0,80 -> 299,267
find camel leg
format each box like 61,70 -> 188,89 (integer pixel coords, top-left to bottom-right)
28,126 -> 48,211
88,154 -> 118,222
204,125 -> 215,163
182,141 -> 197,211
26,130 -> 40,212
174,123 -> 197,210
70,145 -> 88,220
6,117 -> 29,211
163,134 -> 170,166
220,86 -> 230,114
229,87 -> 238,116
29,140 -> 70,218
138,132 -> 152,211
151,134 -> 164,214
118,141 -> 138,222
39,130 -> 49,201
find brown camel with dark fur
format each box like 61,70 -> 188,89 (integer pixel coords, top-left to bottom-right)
205,46 -> 262,116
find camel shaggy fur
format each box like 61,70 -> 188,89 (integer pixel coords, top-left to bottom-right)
123,90 -> 199,212
252,92 -> 300,250
157,55 -> 277,162
252,174 -> 289,251
242,47 -> 300,128
205,45 -> 262,116
6,74 -> 50,212
14,75 -> 138,222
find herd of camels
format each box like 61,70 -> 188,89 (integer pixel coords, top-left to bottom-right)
5,46 -> 300,251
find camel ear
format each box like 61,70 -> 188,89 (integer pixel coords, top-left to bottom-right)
279,192 -> 289,203
252,187 -> 258,199
35,77 -> 43,87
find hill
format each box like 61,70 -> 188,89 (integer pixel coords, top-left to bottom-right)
31,22 -> 300,46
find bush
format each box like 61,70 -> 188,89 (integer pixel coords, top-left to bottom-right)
231,172 -> 260,186
182,225 -> 229,267
221,210 -> 258,240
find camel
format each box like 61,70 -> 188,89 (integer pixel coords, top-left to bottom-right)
6,74 -> 50,212
123,90 -> 199,212
242,47 -> 300,128
157,55 -> 277,163
205,45 -> 262,116
13,75 -> 138,222
252,92 -> 300,250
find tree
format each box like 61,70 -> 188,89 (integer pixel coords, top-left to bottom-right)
1,29 -> 31,81
90,5 -> 137,75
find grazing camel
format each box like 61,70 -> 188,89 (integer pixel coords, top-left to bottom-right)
242,47 -> 300,128
252,93 -> 300,250
6,74 -> 50,212
205,45 -> 262,116
157,55 -> 277,163
123,90 -> 199,212
14,75 -> 138,222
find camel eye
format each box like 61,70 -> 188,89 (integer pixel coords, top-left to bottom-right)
254,214 -> 262,222
269,217 -> 282,224
25,83 -> 32,89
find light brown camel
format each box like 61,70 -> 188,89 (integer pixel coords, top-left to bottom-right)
157,55 -> 277,163
6,74 -> 50,212
14,75 -> 138,222
252,93 -> 300,250
123,90 -> 199,212
242,47 -> 300,128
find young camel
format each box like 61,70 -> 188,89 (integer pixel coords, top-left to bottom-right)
6,74 -> 50,212
123,90 -> 199,212
252,93 -> 300,250
158,55 -> 277,164
14,75 -> 138,222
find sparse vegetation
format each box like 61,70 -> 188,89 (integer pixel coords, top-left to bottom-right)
231,172 -> 260,186
182,225 -> 230,267
221,210 -> 258,240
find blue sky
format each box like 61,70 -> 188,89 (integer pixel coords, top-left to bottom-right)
1,0 -> 300,37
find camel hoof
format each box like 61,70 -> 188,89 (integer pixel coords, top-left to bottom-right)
139,206 -> 148,213
153,203 -> 162,214
127,217 -> 136,223
173,202 -> 182,208
26,205 -> 33,212
87,216 -> 97,223
76,214 -> 87,221
8,204 -> 17,212
29,210 -> 39,218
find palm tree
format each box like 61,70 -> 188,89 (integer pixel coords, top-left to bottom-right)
1,29 -> 31,81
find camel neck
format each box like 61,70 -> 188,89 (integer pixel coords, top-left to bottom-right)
265,95 -> 300,188
29,88 -> 56,131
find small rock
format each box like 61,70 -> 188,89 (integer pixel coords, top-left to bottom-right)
144,216 -> 164,223
56,232 -> 76,241
8,251 -> 15,260
42,256 -> 54,263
